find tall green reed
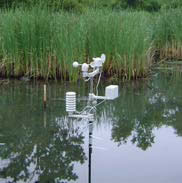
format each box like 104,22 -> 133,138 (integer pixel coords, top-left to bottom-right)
84,10 -> 153,80
1,6 -> 181,81
0,7 -> 86,81
152,9 -> 182,60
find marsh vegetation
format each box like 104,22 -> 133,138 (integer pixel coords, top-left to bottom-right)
0,1 -> 182,81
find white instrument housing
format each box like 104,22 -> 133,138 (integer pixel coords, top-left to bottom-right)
105,85 -> 119,100
66,92 -> 76,113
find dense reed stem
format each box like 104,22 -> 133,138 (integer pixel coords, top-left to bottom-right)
0,7 -> 182,81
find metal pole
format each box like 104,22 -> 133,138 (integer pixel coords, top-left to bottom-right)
43,84 -> 47,109
43,111 -> 47,128
88,120 -> 93,183
90,77 -> 94,94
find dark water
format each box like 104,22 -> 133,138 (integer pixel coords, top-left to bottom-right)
0,72 -> 182,183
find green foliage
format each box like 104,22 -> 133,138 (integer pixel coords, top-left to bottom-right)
83,10 -> 152,79
0,7 -> 154,80
0,4 -> 182,81
0,7 -> 86,80
143,0 -> 161,12
160,0 -> 182,9
2,0 -> 182,12
152,8 -> 182,46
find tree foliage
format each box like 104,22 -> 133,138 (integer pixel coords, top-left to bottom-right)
0,0 -> 182,12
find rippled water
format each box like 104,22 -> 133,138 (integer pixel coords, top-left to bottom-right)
0,72 -> 182,183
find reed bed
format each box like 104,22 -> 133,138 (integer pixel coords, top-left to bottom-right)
152,9 -> 182,61
0,7 -> 86,81
0,7 -> 182,81
84,10 -> 153,80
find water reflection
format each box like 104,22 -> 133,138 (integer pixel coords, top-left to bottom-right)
0,118 -> 86,182
98,73 -> 182,150
0,72 -> 182,182
0,83 -> 86,182
88,121 -> 93,183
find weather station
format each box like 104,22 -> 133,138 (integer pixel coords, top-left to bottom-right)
65,54 -> 119,183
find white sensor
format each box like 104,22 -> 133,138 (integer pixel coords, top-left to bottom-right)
82,63 -> 89,72
101,54 -> 106,63
105,85 -> 118,100
73,62 -> 79,68
66,92 -> 76,112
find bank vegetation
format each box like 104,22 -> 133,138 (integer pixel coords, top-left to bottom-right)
0,3 -> 182,81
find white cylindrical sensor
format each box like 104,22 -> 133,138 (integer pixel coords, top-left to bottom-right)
66,92 -> 76,112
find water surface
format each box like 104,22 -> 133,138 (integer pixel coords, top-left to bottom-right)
0,73 -> 182,183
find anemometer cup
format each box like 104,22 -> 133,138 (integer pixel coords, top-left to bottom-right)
73,61 -> 79,68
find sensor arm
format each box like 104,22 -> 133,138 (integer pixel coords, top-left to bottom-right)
89,93 -> 107,100
87,68 -> 100,78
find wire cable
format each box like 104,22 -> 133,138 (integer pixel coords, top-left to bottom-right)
96,72 -> 102,96
89,99 -> 106,113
